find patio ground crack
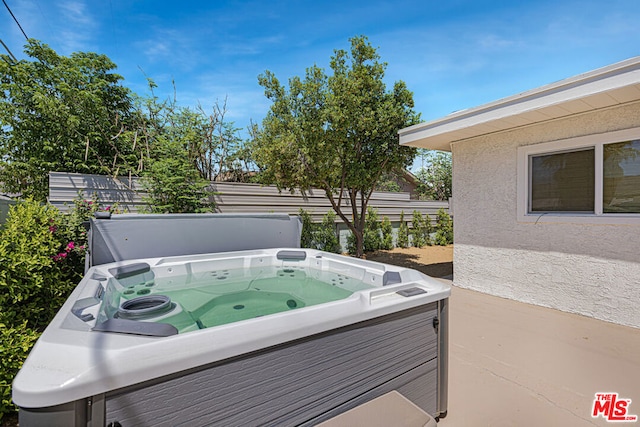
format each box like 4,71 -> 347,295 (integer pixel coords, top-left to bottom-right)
480,364 -> 600,426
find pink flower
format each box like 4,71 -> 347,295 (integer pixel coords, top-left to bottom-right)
66,241 -> 75,251
49,226 -> 57,233
52,252 -> 67,262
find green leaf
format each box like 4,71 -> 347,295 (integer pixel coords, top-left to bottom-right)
253,36 -> 419,257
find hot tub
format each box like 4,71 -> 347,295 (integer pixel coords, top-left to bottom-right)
13,214 -> 450,426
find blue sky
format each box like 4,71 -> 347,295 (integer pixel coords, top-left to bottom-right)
2,0 -> 640,139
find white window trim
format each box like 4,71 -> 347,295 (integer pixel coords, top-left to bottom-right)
517,126 -> 640,225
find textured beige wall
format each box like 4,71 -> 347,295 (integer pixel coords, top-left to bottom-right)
452,101 -> 640,328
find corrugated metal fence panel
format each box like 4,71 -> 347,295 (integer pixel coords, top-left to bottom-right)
49,172 -> 146,212
0,196 -> 17,225
49,172 -> 448,222
210,181 -> 411,201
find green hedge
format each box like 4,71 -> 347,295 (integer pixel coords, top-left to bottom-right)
0,197 -> 108,419
299,209 -> 341,253
0,322 -> 40,417
434,208 -> 453,245
396,211 -> 409,248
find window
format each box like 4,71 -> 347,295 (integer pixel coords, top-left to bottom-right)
530,149 -> 595,212
517,127 -> 640,224
603,140 -> 640,213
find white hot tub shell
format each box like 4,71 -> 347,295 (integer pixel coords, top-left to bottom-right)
12,214 -> 450,426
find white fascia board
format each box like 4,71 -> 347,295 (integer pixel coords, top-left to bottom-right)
399,57 -> 640,151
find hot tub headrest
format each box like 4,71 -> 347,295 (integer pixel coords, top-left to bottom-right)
88,213 -> 303,268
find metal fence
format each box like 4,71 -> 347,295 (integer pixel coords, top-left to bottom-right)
0,195 -> 16,225
48,171 -> 449,223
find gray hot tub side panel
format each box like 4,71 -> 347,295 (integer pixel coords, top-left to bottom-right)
438,297 -> 449,419
88,214 -> 303,267
103,304 -> 440,427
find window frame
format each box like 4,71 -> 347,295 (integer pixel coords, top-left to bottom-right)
517,126 -> 640,224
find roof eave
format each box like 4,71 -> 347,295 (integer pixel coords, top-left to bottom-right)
399,56 -> 640,152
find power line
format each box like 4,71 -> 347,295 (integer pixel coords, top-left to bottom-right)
2,0 -> 29,40
0,38 -> 17,63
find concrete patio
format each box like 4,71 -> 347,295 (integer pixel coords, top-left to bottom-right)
438,281 -> 640,427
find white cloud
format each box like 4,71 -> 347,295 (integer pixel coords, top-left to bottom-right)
59,1 -> 94,27
477,34 -> 517,51
218,35 -> 286,56
51,1 -> 98,53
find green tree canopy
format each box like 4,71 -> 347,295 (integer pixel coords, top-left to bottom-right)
140,91 -> 253,183
415,150 -> 452,201
0,40 -> 143,200
0,40 -> 254,207
140,136 -> 215,213
252,36 -> 419,257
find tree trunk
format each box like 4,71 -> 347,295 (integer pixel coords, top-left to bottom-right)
322,188 -> 369,258
353,227 -> 365,258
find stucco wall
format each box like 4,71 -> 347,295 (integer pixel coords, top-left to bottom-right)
452,101 -> 640,328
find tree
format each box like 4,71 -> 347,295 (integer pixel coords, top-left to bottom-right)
298,208 -> 315,249
375,171 -> 402,192
137,86 -> 256,184
415,150 -> 452,201
315,210 -> 341,253
434,208 -> 453,245
363,207 -> 383,252
136,87 -> 253,212
298,209 -> 341,253
140,137 -> 215,213
396,210 -> 409,248
174,99 -> 250,183
197,100 -> 257,183
252,36 -> 419,257
380,216 -> 394,250
0,40 -> 142,200
411,210 -> 426,248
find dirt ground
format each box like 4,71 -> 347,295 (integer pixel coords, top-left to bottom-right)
365,245 -> 453,278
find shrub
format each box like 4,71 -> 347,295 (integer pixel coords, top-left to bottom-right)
315,211 -> 341,253
299,208 -> 315,249
396,211 -> 409,248
434,208 -> 453,245
62,194 -> 116,246
363,207 -> 382,253
422,213 -> 434,246
0,321 -> 40,419
0,199 -> 78,330
411,210 -> 426,248
0,199 -> 75,417
0,197 -> 109,418
141,138 -> 215,213
346,231 -> 357,255
299,209 -> 341,253
380,216 -> 393,250
347,208 -> 384,255
411,211 -> 436,247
